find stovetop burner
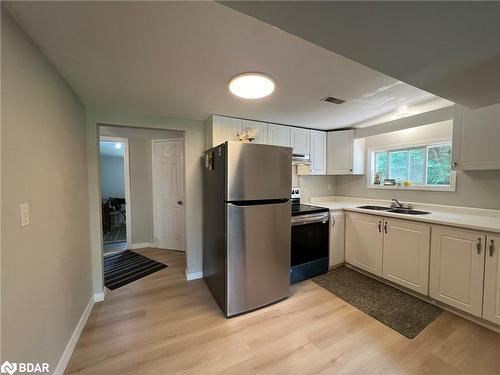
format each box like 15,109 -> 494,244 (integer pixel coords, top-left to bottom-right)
290,187 -> 328,216
292,204 -> 329,216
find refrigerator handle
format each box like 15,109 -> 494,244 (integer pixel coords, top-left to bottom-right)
227,199 -> 289,207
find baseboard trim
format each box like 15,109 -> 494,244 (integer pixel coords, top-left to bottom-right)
94,288 -> 107,303
185,269 -> 203,281
131,242 -> 155,250
53,295 -> 94,375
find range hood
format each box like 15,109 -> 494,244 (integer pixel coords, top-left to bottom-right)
292,153 -> 311,165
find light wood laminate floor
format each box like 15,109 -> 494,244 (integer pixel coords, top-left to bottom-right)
66,248 -> 500,375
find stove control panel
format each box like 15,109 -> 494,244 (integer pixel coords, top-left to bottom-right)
291,187 -> 301,199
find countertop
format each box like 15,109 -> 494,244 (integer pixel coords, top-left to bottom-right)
308,196 -> 500,234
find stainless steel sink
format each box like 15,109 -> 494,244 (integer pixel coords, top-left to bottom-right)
387,208 -> 430,215
357,205 -> 391,211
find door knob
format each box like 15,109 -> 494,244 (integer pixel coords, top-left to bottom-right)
177,201 -> 183,206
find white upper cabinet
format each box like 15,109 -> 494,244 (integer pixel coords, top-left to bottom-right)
310,130 -> 327,175
429,226 -> 486,317
327,130 -> 364,175
267,124 -> 291,147
452,103 -> 500,170
290,127 -> 310,155
483,235 -> 500,325
241,119 -> 268,144
206,115 -> 241,148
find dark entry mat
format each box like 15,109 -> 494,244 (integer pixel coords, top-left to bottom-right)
104,250 -> 167,290
313,267 -> 442,338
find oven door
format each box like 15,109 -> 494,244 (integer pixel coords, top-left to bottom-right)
291,213 -> 329,283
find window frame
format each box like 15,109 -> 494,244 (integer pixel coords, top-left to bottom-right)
367,137 -> 456,192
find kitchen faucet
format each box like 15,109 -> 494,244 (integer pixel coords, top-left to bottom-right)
391,199 -> 404,208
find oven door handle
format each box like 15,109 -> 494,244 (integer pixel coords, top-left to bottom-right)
291,213 -> 329,226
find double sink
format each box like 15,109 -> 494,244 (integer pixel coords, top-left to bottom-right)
357,205 -> 430,215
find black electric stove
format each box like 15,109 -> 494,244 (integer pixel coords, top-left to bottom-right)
292,204 -> 329,216
290,188 -> 329,284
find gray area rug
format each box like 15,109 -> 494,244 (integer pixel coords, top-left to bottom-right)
313,267 -> 443,338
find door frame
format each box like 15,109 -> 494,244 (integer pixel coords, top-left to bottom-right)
99,135 -> 132,249
151,138 -> 187,251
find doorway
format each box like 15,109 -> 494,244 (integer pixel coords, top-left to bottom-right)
99,136 -> 131,255
152,139 -> 186,251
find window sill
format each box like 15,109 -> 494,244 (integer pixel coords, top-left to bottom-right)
367,184 -> 456,192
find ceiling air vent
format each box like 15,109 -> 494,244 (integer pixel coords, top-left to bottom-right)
321,96 -> 345,105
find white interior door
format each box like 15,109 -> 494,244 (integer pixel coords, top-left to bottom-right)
153,140 -> 185,251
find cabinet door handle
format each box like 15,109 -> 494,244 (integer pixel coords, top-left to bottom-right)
378,221 -> 381,233
477,237 -> 482,254
384,221 -> 388,234
490,239 -> 496,257
331,217 -> 336,227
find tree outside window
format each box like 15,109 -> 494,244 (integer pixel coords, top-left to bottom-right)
373,143 -> 452,187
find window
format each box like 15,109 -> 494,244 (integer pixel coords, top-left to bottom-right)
370,142 -> 454,190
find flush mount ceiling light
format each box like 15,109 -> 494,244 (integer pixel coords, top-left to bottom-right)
115,143 -> 122,149
229,72 -> 275,99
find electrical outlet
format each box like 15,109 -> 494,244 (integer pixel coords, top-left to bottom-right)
20,202 -> 30,227
327,183 -> 332,191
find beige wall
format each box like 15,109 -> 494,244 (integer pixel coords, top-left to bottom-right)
129,138 -> 154,244
292,167 -> 336,203
87,109 -> 204,294
335,121 -> 500,209
1,10 -> 92,369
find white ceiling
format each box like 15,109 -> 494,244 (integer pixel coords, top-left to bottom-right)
222,1 -> 500,109
6,1 -> 447,130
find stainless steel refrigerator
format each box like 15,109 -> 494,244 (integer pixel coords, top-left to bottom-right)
203,142 -> 292,317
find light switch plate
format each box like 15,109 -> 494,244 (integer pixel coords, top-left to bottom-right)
20,202 -> 30,227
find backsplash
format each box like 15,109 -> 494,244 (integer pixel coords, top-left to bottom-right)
335,170 -> 500,210
292,166 -> 336,203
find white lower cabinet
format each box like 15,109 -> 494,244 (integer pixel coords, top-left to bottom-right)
483,235 -> 500,325
382,219 -> 430,294
329,211 -> 345,267
345,213 -> 383,276
429,227 -> 486,317
346,213 -> 431,291
344,212 -> 500,327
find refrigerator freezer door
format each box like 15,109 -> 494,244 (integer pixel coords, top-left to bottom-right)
226,201 -> 291,316
226,142 -> 292,201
